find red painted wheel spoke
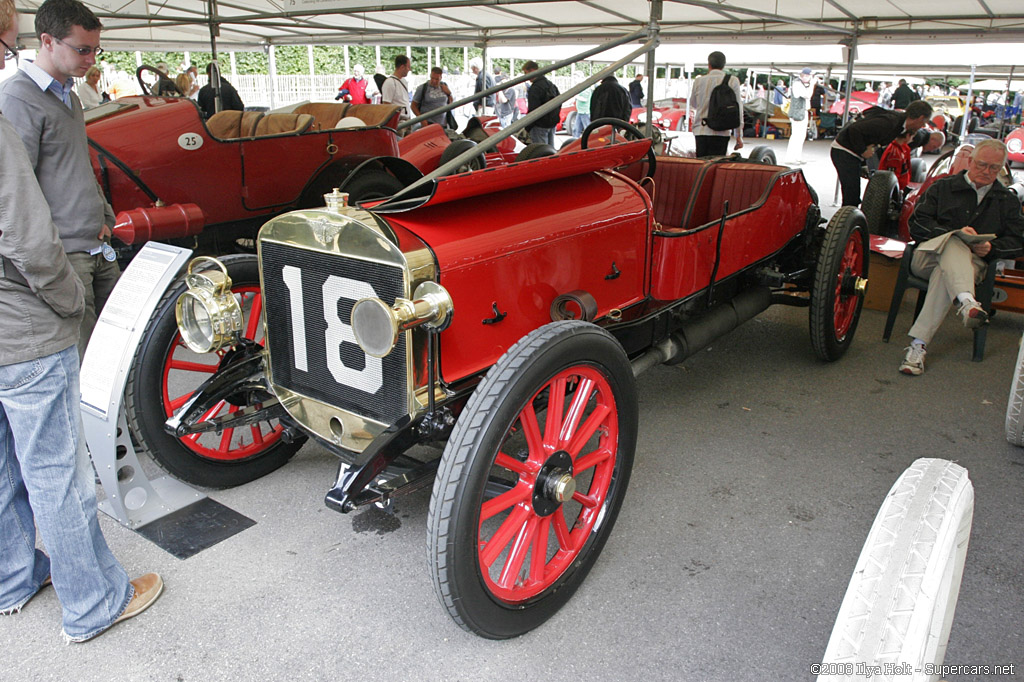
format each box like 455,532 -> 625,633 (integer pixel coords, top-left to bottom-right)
571,491 -> 599,509
480,504 -> 531,568
552,511 -> 573,550
168,359 -> 219,374
480,483 -> 531,522
495,451 -> 531,476
518,403 -> 545,465
168,391 -> 194,411
574,447 -> 612,474
566,403 -> 611,458
498,515 -> 539,589
250,424 -> 264,445
559,377 -> 594,446
217,405 -> 240,452
542,376 -> 567,447
529,516 -> 552,583
244,294 -> 263,339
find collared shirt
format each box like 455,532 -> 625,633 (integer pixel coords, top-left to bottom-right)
965,175 -> 994,205
21,60 -> 74,109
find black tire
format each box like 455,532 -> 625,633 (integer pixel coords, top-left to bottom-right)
564,110 -> 577,135
909,157 -> 927,183
748,145 -> 776,164
674,115 -> 687,132
953,115 -> 979,135
427,321 -> 637,639
516,142 -> 557,161
124,255 -> 304,488
810,207 -> 869,362
438,139 -> 485,175
860,170 -> 900,237
340,168 -> 405,203
580,117 -> 656,180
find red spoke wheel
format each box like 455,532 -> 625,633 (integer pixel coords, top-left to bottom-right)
428,321 -> 637,639
125,254 -> 304,488
810,206 -> 869,361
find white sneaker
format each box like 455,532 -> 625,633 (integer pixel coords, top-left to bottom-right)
957,300 -> 988,328
900,345 -> 926,376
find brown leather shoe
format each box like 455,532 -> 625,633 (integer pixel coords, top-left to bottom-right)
113,573 -> 163,625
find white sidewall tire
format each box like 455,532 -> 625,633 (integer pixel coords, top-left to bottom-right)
1005,332 -> 1024,446
817,458 -> 974,682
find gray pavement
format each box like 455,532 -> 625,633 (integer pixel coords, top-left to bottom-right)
3,139 -> 1023,681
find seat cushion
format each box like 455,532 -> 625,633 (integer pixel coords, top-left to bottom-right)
699,162 -> 787,225
205,110 -> 244,139
254,113 -> 315,136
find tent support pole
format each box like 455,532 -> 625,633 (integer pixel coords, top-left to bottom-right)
834,27 -> 858,205
999,65 -> 1015,140
962,65 -> 977,138
643,0 -> 662,138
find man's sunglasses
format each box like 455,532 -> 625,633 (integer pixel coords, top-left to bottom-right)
55,37 -> 103,56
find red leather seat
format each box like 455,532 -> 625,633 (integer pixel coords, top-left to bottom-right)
650,158 -> 717,231
694,162 -> 787,226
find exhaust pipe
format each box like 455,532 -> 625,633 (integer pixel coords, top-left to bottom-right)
631,286 -> 772,376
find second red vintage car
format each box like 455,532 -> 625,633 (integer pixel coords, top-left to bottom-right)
128,116 -> 869,639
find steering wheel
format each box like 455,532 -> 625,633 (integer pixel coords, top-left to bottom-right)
580,117 -> 656,180
136,65 -> 184,97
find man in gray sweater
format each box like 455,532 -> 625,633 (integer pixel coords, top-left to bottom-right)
0,0 -> 161,642
0,0 -> 119,357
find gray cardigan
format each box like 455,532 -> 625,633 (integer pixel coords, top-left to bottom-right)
0,115 -> 84,365
0,68 -> 115,255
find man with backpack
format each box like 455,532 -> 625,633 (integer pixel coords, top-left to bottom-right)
522,60 -> 560,145
690,51 -> 744,157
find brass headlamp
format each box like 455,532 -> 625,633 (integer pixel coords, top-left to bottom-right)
175,257 -> 243,353
351,281 -> 453,358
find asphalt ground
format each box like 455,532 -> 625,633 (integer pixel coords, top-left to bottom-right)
2,138 -> 1022,681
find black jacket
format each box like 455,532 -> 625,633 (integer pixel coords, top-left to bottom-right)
629,79 -> 643,107
910,171 -> 1024,260
835,108 -> 907,156
525,75 -> 560,130
591,77 -> 631,122
892,84 -> 919,110
198,78 -> 245,119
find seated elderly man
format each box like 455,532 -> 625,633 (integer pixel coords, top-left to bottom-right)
900,138 -> 1024,375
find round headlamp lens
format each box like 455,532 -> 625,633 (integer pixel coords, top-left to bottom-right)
352,298 -> 398,358
177,290 -> 216,353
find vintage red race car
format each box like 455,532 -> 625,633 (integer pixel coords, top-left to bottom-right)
86,96 -> 419,250
830,91 -> 879,116
1007,126 -> 1024,166
127,114 -> 868,638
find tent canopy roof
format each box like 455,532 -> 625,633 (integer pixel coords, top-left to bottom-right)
10,0 -> 1024,52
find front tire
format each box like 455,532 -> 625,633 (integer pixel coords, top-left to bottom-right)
810,207 -> 868,361
427,321 -> 637,639
124,255 -> 304,488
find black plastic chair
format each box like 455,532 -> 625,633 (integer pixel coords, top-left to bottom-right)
882,241 -> 998,361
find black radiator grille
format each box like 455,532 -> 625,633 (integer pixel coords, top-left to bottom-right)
261,241 -> 407,425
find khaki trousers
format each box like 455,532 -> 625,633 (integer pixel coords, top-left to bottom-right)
66,252 -> 121,360
907,234 -> 986,344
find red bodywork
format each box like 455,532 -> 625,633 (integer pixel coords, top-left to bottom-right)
87,96 -> 403,243
630,99 -> 688,132
380,137 -> 814,381
830,92 -> 879,116
1007,127 -> 1024,164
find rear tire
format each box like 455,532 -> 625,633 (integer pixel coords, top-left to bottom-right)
860,170 -> 900,237
438,139 -> 485,174
748,145 -> 776,164
339,168 -> 405,203
909,157 -> 927,183
517,142 -> 557,161
810,207 -> 868,361
817,459 -> 973,680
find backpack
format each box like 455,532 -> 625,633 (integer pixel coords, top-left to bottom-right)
703,74 -> 741,131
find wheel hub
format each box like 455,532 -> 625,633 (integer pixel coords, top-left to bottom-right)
532,450 -> 575,517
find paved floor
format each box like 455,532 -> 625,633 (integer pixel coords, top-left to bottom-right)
3,140 -> 1022,681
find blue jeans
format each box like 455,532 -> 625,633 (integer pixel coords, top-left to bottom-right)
530,126 -> 555,146
573,113 -> 591,138
0,345 -> 132,640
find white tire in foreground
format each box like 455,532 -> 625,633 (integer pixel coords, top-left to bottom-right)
816,458 -> 974,682
1005,332 -> 1024,446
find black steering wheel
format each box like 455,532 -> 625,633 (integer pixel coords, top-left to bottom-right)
580,117 -> 656,180
136,65 -> 184,97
